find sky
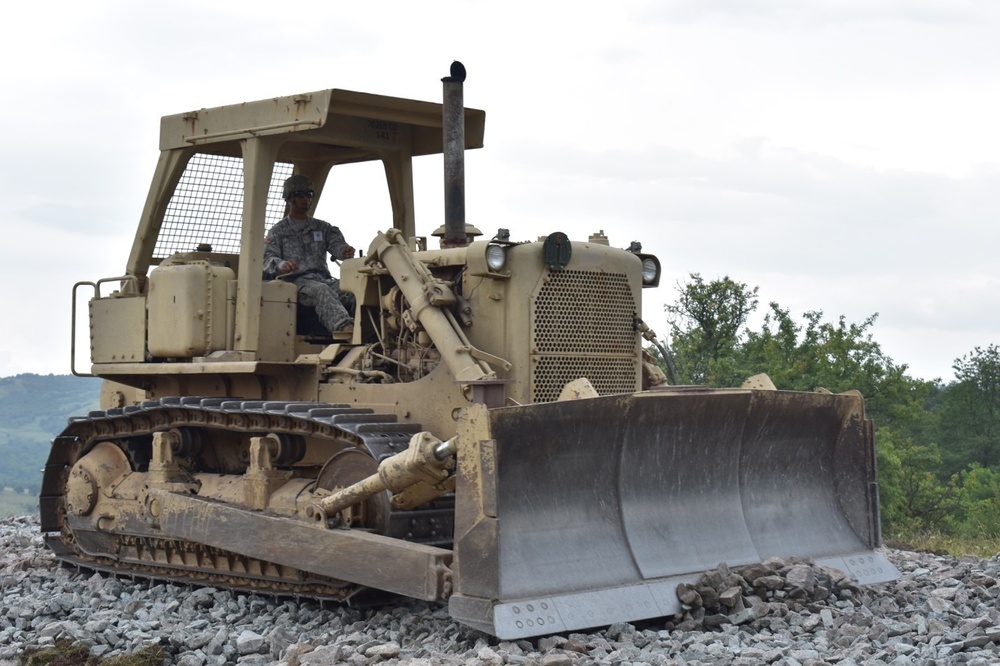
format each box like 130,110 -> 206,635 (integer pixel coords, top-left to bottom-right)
1,0 -> 998,384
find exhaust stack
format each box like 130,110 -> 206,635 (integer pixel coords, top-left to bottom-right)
442,61 -> 468,248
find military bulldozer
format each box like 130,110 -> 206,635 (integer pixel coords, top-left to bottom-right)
41,63 -> 897,639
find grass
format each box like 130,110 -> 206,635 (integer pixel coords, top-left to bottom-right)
885,530 -> 1000,559
20,641 -> 165,666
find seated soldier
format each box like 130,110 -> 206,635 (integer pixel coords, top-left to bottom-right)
263,175 -> 355,337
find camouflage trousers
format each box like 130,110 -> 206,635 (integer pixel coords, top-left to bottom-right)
293,275 -> 355,333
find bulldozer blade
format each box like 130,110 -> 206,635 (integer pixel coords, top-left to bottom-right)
449,389 -> 898,639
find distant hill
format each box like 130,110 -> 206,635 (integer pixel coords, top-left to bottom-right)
0,374 -> 103,494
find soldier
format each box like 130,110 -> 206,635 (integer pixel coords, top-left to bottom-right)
263,175 -> 356,337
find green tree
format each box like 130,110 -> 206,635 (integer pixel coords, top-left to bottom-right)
936,344 -> 1000,474
876,427 -> 957,535
951,464 -> 1000,539
663,277 -> 931,431
741,305 -> 933,431
664,274 -> 758,385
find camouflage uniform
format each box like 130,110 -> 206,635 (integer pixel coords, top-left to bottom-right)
263,216 -> 354,333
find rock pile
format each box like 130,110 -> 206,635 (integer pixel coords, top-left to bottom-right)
671,558 -> 862,631
2,515 -> 999,665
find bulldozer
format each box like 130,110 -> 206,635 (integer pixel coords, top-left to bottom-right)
40,63 -> 897,640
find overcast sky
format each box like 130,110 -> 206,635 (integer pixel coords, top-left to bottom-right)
1,0 -> 997,384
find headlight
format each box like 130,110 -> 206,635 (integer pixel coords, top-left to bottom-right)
486,244 -> 507,271
641,256 -> 660,286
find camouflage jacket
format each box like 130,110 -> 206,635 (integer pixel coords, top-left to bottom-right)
263,216 -> 351,278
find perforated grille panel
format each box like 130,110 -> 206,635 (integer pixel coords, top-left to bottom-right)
531,270 -> 639,403
153,155 -> 293,260
533,357 -> 639,403
534,271 -> 635,353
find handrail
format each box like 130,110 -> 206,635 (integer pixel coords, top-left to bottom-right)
70,276 -> 140,377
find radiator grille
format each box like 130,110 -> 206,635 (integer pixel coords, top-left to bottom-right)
534,271 -> 635,353
533,357 -> 639,403
531,270 -> 638,402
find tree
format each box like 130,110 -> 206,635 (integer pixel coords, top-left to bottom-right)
876,426 -> 958,535
952,464 -> 1000,539
664,274 -> 758,385
663,277 -> 930,431
936,344 -> 1000,474
740,305 -> 933,431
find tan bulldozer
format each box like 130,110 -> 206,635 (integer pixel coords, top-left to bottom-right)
40,63 -> 897,639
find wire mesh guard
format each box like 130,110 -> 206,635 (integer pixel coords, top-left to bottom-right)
153,155 -> 293,260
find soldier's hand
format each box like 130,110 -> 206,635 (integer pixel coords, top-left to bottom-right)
341,246 -> 356,259
281,259 -> 299,273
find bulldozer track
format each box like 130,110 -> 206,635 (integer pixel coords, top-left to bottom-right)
44,535 -> 377,603
41,398 -> 453,603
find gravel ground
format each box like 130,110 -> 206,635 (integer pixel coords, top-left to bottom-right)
2,515 -> 999,665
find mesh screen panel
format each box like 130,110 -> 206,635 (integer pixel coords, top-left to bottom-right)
532,357 -> 639,404
153,154 -> 293,259
531,270 -> 639,402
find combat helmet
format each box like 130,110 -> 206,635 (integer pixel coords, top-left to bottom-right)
283,174 -> 315,200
